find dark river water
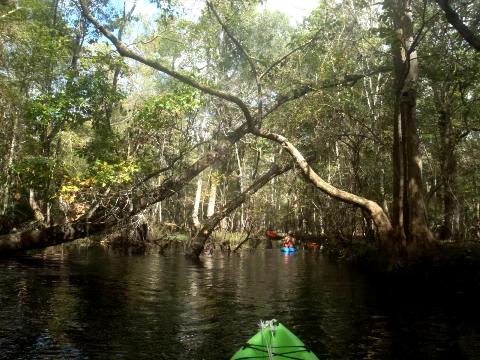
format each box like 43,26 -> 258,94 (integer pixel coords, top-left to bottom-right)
1,246 -> 480,359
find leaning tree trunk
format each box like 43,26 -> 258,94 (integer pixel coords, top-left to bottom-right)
0,121 -> 250,254
186,160 -> 293,259
0,222 -> 106,253
435,0 -> 480,51
79,0 -> 397,258
255,129 -> 394,251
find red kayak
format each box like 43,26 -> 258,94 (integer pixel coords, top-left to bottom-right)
266,230 -> 280,239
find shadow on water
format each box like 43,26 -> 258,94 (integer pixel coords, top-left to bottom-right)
1,247 -> 480,359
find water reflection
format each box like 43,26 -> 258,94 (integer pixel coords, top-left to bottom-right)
0,247 -> 479,359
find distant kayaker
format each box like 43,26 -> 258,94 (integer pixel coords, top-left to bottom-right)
283,233 -> 296,248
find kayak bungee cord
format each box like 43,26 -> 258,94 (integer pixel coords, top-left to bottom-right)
234,344 -> 311,360
231,320 -> 320,359
260,319 -> 276,360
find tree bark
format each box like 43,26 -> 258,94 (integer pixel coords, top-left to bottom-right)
29,189 -> 45,223
434,84 -> 459,239
0,122 -> 249,254
255,129 -> 394,248
0,222 -> 106,253
206,172 -> 218,217
235,143 -> 246,230
192,175 -> 203,229
435,0 -> 480,51
388,0 -> 434,251
392,74 -> 406,243
1,114 -> 18,215
75,0 -> 398,257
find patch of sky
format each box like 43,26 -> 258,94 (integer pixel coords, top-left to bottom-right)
111,0 -> 318,42
94,0 -> 318,94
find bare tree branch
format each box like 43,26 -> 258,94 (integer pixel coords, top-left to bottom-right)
0,7 -> 22,19
132,137 -> 210,188
206,1 -> 258,81
436,0 -> 480,51
0,120 -> 251,254
264,66 -> 392,116
260,30 -> 321,81
78,0 -> 257,129
187,158 -> 294,258
206,0 -> 263,119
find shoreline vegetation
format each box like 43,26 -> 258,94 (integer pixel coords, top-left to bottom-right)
30,226 -> 480,288
0,0 -> 479,271
20,229 -> 479,302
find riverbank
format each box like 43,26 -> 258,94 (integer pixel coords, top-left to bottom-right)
85,227 -> 270,255
323,239 -> 480,293
25,225 -> 480,294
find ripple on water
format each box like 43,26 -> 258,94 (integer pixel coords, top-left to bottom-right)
1,249 -> 480,359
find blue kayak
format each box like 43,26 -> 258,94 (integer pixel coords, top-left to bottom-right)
281,247 -> 297,253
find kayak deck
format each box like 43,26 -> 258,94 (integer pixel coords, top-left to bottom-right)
231,321 -> 319,359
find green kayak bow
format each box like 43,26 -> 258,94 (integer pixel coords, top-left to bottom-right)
231,320 -> 320,359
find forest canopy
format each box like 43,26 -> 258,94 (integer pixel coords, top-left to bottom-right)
0,0 -> 479,261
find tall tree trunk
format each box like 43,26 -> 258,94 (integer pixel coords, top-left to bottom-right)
389,0 -> 434,251
192,175 -> 203,229
155,177 -> 163,224
392,87 -> 406,243
79,0 -> 397,257
435,90 -> 459,240
1,114 -> 18,215
40,16 -> 86,224
235,143 -> 246,230
29,189 -> 45,223
206,172 -> 218,217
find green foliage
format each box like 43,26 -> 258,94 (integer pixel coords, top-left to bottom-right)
13,156 -> 60,190
90,159 -> 139,188
59,159 -> 139,203
134,88 -> 200,130
1,0 -> 479,250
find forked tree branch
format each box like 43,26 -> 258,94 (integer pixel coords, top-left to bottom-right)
206,1 -> 258,81
260,30 -> 321,80
206,1 -> 264,119
264,66 -> 392,116
78,0 -> 257,130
